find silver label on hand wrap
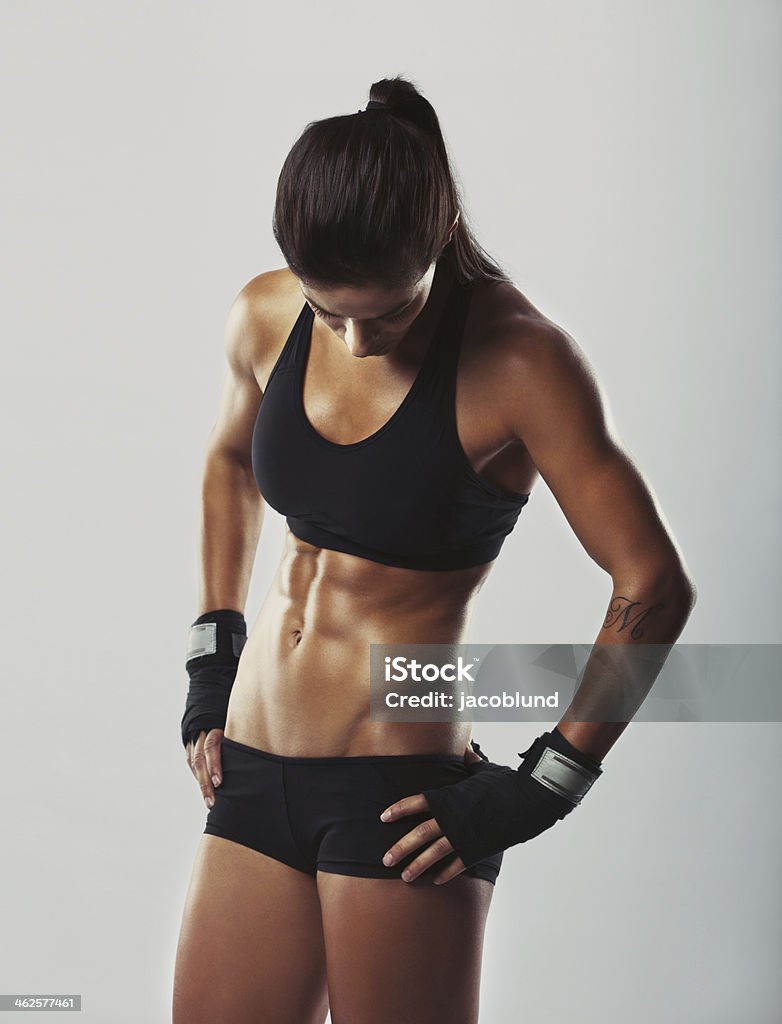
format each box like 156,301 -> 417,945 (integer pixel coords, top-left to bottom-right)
186,622 -> 217,661
531,748 -> 598,805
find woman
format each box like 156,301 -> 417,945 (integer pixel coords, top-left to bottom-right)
173,77 -> 696,1024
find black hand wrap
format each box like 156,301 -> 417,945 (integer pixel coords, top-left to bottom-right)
421,728 -> 603,869
180,609 -> 247,749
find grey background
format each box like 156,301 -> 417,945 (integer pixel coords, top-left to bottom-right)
1,1 -> 780,1021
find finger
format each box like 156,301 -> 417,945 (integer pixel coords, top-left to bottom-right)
190,733 -> 216,808
379,792 -> 429,822
398,834 -> 458,884
433,858 -> 467,886
186,734 -> 202,775
382,816 -> 444,869
204,728 -> 224,788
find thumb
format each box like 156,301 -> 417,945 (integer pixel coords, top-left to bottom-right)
463,742 -> 483,766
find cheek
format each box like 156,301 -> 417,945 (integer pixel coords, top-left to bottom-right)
395,297 -> 428,330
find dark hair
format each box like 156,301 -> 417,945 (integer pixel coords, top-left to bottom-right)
272,75 -> 513,291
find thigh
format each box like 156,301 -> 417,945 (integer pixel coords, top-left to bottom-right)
317,871 -> 494,1024
173,834 -> 329,1024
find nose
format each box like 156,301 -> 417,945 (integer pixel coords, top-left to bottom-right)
343,320 -> 380,356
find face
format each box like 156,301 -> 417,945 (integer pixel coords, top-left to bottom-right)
299,262 -> 438,358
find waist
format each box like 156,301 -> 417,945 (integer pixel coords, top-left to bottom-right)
227,644 -> 474,756
225,545 -> 484,756
239,605 -> 469,700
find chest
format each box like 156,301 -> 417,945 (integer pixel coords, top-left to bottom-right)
300,316 -> 512,470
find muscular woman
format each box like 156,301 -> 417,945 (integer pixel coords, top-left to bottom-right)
172,76 -> 696,1024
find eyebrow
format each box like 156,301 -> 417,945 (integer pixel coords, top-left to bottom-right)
301,291 -> 415,320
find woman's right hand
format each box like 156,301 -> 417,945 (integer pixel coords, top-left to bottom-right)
186,728 -> 224,809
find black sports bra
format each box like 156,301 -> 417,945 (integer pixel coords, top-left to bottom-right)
251,275 -> 530,571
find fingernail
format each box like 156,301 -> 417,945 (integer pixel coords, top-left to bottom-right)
383,853 -> 394,866
380,810 -> 391,821
205,796 -> 214,808
212,775 -> 221,787
401,870 -> 412,881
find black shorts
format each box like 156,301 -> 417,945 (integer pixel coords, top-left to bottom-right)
204,736 -> 503,885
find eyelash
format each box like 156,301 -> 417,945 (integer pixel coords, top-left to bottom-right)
309,303 -> 410,325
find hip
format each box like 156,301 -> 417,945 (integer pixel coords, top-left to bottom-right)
205,734 -> 503,885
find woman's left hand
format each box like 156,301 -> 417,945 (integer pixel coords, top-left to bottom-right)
379,741 -> 482,885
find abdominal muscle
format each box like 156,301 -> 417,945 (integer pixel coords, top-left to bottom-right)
224,527 -> 493,758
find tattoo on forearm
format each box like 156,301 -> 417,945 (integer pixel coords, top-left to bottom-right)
603,595 -> 665,639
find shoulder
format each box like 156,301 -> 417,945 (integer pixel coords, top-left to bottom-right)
465,278 -> 588,377
464,279 -> 605,439
223,267 -> 306,387
232,266 -> 301,319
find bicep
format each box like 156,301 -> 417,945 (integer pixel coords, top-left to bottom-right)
505,323 -> 682,583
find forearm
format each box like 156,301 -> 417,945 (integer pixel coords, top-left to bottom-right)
556,565 -> 698,761
196,450 -> 264,615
